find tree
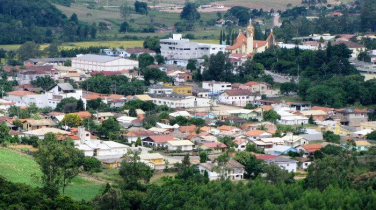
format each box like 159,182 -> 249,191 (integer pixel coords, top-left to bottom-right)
61,113 -> 82,127
31,76 -> 56,90
91,188 -> 128,210
186,59 -> 197,71
358,51 -> 371,62
263,110 -> 281,123
17,41 -> 42,62
180,3 -> 200,21
34,133 -> 84,197
98,22 -> 108,33
155,54 -> 165,64
69,13 -> 78,23
143,67 -> 167,85
76,98 -> 85,111
367,130 -> 376,140
308,115 -> 314,124
138,53 -> 155,70
64,59 -> 71,66
143,37 -> 160,53
119,151 -> 153,190
120,3 -> 132,20
280,82 -> 297,95
55,97 -> 78,113
135,137 -> 142,147
83,157 -> 101,172
119,21 -> 130,33
234,151 -> 265,179
129,108 -> 137,117
97,117 -> 121,139
199,151 -> 208,163
134,1 -> 148,15
264,164 -> 295,184
44,42 -> 60,57
323,131 -> 340,144
90,23 -> 97,39
0,122 -> 11,144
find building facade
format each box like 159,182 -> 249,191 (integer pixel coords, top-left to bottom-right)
72,54 -> 138,72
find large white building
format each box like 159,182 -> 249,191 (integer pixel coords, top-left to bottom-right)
152,95 -> 215,108
72,54 -> 138,72
218,90 -> 260,107
160,34 -> 225,60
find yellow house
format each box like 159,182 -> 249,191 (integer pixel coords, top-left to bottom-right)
171,86 -> 193,95
360,121 -> 376,131
139,153 -> 165,164
102,159 -> 121,169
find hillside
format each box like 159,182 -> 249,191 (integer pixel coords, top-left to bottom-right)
0,0 -> 67,44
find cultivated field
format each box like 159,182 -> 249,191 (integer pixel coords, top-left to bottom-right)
0,39 -> 218,51
0,148 -> 103,201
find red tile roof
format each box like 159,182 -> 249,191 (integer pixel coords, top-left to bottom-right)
147,135 -> 174,143
7,90 -> 38,96
202,142 -> 227,148
223,89 -> 252,96
245,129 -> 269,137
178,125 -> 197,133
301,144 -> 323,153
254,153 -> 278,160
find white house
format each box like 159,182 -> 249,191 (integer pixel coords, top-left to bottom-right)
74,127 -> 129,157
218,89 -> 259,107
72,54 -> 138,72
282,133 -> 308,148
160,34 -> 225,60
152,95 -> 214,108
202,81 -> 232,95
23,127 -> 71,139
276,108 -> 309,125
166,140 -> 194,151
198,159 -> 245,181
266,157 -> 298,172
146,85 -> 173,95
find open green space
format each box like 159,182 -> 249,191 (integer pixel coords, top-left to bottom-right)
0,148 -> 103,201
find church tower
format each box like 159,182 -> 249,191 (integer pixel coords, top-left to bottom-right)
246,18 -> 254,54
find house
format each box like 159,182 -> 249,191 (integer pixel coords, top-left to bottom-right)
354,141 -> 372,151
93,112 -> 115,122
333,40 -> 366,58
265,157 -> 298,172
178,125 -> 197,134
202,81 -> 232,95
124,48 -> 156,57
199,142 -> 227,154
139,153 -> 165,170
218,125 -> 241,133
198,159 -> 245,181
239,81 -> 272,95
233,138 -> 249,151
16,67 -> 52,85
298,157 -> 311,170
334,108 -> 368,127
0,98 -> 16,110
296,144 -> 323,156
171,86 -> 193,95
227,109 -> 260,120
245,130 -> 272,140
72,54 -> 138,72
122,130 -> 155,143
74,127 -> 129,157
360,121 -> 376,131
23,127 -> 71,139
23,119 -> 55,131
190,135 -> 218,144
282,133 -> 308,147
152,95 -> 213,108
169,111 -> 191,118
218,89 -> 259,107
265,145 -> 297,155
277,109 -> 309,125
296,110 -> 328,121
166,140 -> 195,151
142,135 -> 175,147
146,84 -> 173,95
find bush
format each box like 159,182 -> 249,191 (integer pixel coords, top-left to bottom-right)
83,157 -> 102,172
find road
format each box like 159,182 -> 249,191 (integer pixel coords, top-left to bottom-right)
265,70 -> 296,83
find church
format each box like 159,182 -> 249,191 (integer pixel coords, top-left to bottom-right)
226,19 -> 276,56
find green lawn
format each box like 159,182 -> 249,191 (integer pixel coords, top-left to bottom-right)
0,148 -> 103,201
0,148 -> 42,187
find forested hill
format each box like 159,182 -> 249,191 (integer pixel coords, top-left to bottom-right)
0,0 -> 67,44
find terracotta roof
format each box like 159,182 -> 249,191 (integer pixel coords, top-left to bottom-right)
6,90 -> 38,96
245,129 -> 269,137
226,32 -> 247,50
75,111 -> 91,119
311,106 -> 334,112
334,40 -> 364,49
254,153 -> 278,160
258,105 -> 273,111
218,125 -> 238,131
147,135 -> 174,143
178,125 -> 197,133
201,142 -> 227,148
223,89 -> 252,96
91,71 -> 122,76
233,138 -> 248,145
200,159 -> 244,171
301,144 -> 323,153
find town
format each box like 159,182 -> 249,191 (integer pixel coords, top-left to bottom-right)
1,0 -> 376,209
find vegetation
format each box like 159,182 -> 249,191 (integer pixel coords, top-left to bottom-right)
80,75 -> 144,95
31,76 -> 56,90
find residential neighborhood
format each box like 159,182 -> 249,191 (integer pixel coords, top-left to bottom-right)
1,0 -> 376,209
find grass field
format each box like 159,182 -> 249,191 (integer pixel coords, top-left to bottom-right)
0,148 -> 103,201
0,39 -> 218,51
